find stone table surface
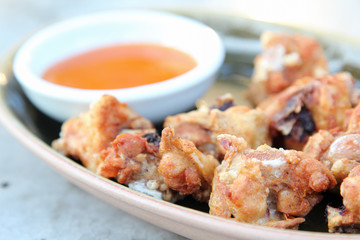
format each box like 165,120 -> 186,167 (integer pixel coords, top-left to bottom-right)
0,1 -> 359,240
0,1 -> 190,240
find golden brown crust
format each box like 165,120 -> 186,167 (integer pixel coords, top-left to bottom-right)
96,130 -> 178,201
52,95 -> 154,172
304,102 -> 360,184
97,131 -> 158,183
164,94 -> 271,159
327,206 -> 360,233
327,165 -> 360,233
159,127 -> 219,201
259,72 -> 357,150
249,31 -> 328,105
341,166 -> 360,215
209,134 -> 336,228
305,102 -> 360,232
49,30 -> 360,233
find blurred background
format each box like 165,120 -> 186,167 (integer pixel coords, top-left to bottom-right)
0,0 -> 359,239
1,0 -> 360,57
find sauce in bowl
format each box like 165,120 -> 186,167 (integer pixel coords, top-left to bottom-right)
42,43 -> 197,90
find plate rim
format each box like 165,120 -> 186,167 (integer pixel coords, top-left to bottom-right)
1,23 -> 360,240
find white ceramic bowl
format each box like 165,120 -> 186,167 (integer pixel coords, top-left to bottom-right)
13,9 -> 225,123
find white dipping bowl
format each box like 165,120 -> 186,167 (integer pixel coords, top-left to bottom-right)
13,9 -> 225,123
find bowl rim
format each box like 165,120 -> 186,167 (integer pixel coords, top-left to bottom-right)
2,49 -> 359,240
4,12 -> 360,240
12,9 -> 225,103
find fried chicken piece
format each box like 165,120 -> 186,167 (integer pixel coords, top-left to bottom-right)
97,130 -> 177,201
341,166 -> 360,217
327,165 -> 360,233
304,102 -> 360,184
259,72 -> 358,150
249,31 -> 328,105
52,95 -> 153,172
327,206 -> 360,233
209,134 -> 336,229
159,127 -> 219,202
164,94 -> 271,160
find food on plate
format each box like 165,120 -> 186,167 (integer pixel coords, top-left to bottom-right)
52,94 -> 154,172
304,102 -> 360,184
97,129 -> 178,201
249,31 -> 328,105
209,134 -> 336,229
50,29 -> 360,233
258,72 -> 358,150
52,94 -> 218,202
159,127 -> 219,202
164,93 -> 271,160
327,165 -> 360,233
52,95 -> 178,201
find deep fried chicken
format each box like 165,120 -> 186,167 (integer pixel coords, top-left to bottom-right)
249,31 -> 328,105
259,72 -> 358,150
304,101 -> 360,184
159,127 -> 219,202
209,134 -> 336,228
327,165 -> 360,233
52,95 -> 154,172
97,130 -> 177,201
164,94 -> 271,160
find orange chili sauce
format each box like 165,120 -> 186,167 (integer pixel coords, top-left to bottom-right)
42,43 -> 197,90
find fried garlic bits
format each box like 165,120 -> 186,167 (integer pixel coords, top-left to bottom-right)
209,134 -> 336,229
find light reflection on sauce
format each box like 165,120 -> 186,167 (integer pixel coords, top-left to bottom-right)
42,43 -> 197,90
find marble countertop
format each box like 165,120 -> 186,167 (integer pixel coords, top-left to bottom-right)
1,1 -> 359,240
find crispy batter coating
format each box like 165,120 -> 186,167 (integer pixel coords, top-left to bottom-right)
164,94 -> 271,159
49,31 -> 360,232
249,31 -> 328,105
259,72 -> 358,150
304,102 -> 360,184
209,134 -> 336,228
341,166 -> 360,216
327,206 -> 360,233
159,127 -> 219,202
97,130 -> 158,183
97,130 -> 177,201
52,95 -> 153,172
327,165 -> 360,233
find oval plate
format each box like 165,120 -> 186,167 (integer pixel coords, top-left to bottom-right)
1,11 -> 360,240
